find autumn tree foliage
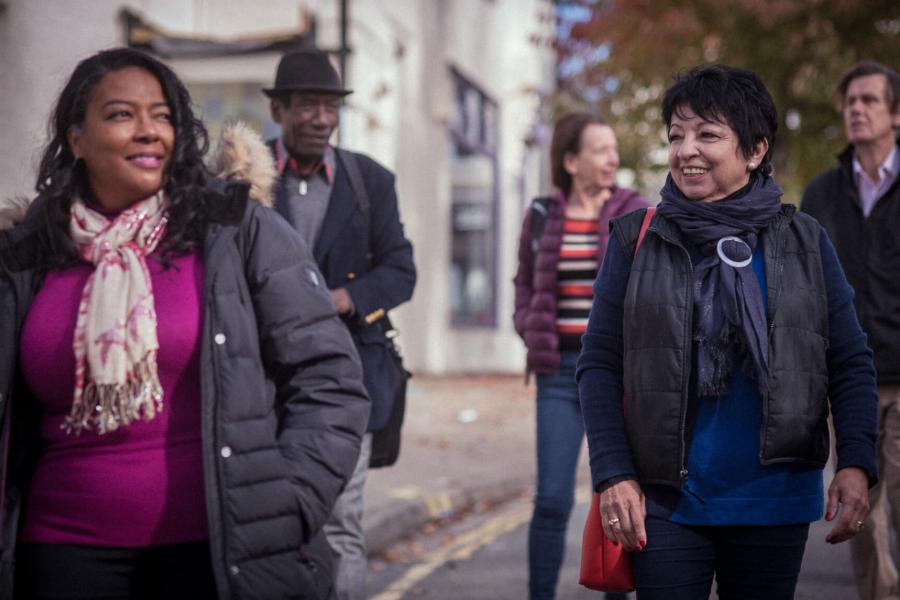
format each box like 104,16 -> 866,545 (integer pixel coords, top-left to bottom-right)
557,0 -> 900,198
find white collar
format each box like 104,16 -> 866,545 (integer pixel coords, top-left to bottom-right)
853,145 -> 898,184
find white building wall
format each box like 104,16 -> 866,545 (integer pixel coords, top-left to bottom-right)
0,1 -> 123,205
0,0 -> 555,374
329,1 -> 554,374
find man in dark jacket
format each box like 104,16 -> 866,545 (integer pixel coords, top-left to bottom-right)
802,60 -> 900,600
263,48 -> 416,600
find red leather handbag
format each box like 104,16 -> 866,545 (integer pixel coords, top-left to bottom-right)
579,492 -> 635,592
578,207 -> 655,593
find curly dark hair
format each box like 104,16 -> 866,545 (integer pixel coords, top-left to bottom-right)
662,64 -> 778,176
34,47 -> 210,270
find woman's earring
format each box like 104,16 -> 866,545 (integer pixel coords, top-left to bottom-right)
747,161 -> 757,172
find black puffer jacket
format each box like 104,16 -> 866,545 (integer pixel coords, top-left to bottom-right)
0,182 -> 370,599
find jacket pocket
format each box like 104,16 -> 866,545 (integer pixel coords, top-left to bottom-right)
294,530 -> 334,599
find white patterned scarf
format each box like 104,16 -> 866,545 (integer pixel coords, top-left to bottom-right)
67,193 -> 169,434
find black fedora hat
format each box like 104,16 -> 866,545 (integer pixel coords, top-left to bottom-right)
263,49 -> 352,97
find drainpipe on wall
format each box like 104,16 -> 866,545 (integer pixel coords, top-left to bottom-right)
337,0 -> 349,146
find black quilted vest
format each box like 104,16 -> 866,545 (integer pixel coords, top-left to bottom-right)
614,206 -> 829,486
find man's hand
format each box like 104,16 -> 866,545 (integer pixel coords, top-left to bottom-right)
825,466 -> 870,544
328,287 -> 354,315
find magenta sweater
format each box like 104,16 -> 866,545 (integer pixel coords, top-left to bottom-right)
18,249 -> 208,547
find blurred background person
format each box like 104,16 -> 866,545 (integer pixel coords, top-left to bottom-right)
513,111 -> 649,600
802,60 -> 900,600
0,47 -> 368,599
264,48 -> 416,600
577,65 -> 878,599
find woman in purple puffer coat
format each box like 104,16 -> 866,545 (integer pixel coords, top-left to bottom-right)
514,112 -> 649,600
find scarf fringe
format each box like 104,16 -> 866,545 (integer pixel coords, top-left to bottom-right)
696,327 -> 770,398
64,354 -> 163,435
696,331 -> 736,397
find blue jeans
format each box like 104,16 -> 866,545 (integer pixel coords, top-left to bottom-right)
633,516 -> 809,599
528,352 -> 587,599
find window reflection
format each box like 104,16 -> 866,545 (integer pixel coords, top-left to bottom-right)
449,70 -> 499,327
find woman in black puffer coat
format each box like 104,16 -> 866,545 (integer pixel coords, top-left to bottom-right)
0,48 -> 368,599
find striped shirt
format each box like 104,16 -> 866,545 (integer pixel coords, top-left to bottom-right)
557,217 -> 599,350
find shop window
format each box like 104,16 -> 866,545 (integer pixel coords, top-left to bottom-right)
449,69 -> 499,327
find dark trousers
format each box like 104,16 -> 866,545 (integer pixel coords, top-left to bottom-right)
15,540 -> 217,599
633,516 -> 809,600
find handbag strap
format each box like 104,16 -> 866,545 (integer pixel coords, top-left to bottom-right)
634,207 -> 655,257
335,148 -> 401,344
335,148 -> 373,266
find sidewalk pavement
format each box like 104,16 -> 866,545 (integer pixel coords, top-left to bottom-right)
362,375 -> 859,599
364,374 -> 542,555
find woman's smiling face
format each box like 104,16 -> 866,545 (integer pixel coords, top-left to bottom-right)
667,104 -> 766,203
67,67 -> 174,210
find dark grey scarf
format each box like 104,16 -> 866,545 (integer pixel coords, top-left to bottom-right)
657,173 -> 783,396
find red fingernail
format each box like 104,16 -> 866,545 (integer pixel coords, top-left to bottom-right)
640,540 -> 647,548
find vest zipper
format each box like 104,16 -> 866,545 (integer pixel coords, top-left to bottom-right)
759,216 -> 786,463
678,241 -> 693,486
648,225 -> 694,484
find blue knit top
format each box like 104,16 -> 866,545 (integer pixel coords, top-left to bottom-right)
577,222 -> 877,526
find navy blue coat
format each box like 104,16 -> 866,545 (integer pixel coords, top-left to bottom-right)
272,147 -> 416,432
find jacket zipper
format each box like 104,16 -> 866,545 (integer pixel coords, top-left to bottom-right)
1,272 -> 36,554
0,389 -> 10,550
202,258 -> 233,599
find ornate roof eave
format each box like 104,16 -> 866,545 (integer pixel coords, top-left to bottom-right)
121,8 -> 316,58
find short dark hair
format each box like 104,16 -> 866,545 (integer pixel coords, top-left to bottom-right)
662,64 -> 778,174
550,112 -> 609,197
837,61 -> 900,113
34,47 -> 210,269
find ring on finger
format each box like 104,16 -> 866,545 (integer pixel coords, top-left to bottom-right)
608,517 -> 620,528
855,520 -> 865,530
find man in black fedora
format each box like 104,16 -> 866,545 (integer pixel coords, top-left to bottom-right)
264,48 -> 416,600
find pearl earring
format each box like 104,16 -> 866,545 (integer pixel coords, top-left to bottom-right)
747,161 -> 757,172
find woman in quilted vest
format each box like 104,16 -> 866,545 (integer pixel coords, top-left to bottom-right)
513,112 -> 649,600
577,64 -> 878,599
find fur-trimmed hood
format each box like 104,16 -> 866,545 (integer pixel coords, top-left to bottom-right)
206,121 -> 276,207
0,197 -> 30,232
0,121 -> 276,232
